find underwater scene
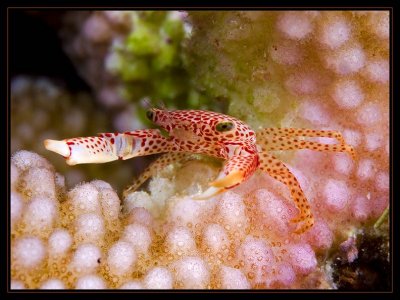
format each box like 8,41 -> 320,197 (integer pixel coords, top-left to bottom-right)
10,10 -> 390,290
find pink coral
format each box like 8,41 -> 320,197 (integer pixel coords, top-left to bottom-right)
10,10 -> 389,290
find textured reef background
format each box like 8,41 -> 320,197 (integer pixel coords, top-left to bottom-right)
10,10 -> 390,289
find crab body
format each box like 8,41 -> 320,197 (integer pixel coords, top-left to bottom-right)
44,109 -> 355,234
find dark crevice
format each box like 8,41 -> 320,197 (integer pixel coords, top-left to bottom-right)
9,10 -> 91,92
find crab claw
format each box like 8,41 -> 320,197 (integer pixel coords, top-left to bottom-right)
209,170 -> 245,188
192,169 -> 245,200
192,153 -> 258,200
191,170 -> 243,200
192,186 -> 225,200
191,170 -> 245,200
44,137 -> 118,165
44,139 -> 70,158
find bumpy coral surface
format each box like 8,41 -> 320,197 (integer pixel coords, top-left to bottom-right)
10,10 -> 389,290
10,76 -> 144,190
185,11 -> 389,126
60,11 -> 221,126
185,10 -> 389,250
10,149 -> 388,289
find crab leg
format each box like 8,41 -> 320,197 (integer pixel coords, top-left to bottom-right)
257,130 -> 355,159
258,150 -> 314,234
257,128 -> 346,143
193,153 -> 259,200
123,152 -> 192,197
44,129 -> 174,165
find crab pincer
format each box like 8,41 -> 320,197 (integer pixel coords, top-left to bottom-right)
44,108 -> 355,234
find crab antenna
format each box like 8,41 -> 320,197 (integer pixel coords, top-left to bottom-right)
141,97 -> 153,109
152,99 -> 166,110
160,100 -> 167,110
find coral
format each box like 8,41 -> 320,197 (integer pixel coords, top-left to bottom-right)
10,149 -> 389,289
185,10 -> 389,258
10,76 -> 144,190
60,11 -> 221,127
10,10 -> 389,290
330,228 -> 390,290
185,11 -> 388,127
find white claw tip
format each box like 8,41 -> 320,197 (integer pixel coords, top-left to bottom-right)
43,139 -> 70,158
192,186 -> 223,200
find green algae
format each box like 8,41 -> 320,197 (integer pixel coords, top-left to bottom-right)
106,11 -> 219,127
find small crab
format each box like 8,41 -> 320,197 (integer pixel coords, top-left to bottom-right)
44,109 -> 355,233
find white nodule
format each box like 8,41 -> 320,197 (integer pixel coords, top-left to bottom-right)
44,139 -> 70,158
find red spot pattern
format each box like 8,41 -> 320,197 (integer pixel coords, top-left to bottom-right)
59,109 -> 354,235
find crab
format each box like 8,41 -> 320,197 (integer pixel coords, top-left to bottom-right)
44,109 -> 355,234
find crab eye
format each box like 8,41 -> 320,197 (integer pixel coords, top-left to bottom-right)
216,121 -> 234,132
146,110 -> 154,121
